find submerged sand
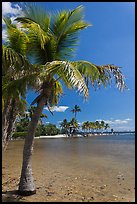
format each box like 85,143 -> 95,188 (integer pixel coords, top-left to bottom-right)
2,136 -> 135,202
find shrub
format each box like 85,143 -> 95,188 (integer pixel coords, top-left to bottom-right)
12,131 -> 41,139
12,132 -> 27,139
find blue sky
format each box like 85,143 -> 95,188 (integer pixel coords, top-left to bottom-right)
2,2 -> 135,131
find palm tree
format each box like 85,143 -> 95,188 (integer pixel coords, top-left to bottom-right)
95,121 -> 100,133
89,122 -> 95,133
60,119 -> 69,134
82,121 -> 90,135
15,5 -> 90,195
27,106 -> 47,124
71,105 -> 81,119
104,123 -> 110,132
100,120 -> 105,133
82,122 -> 87,133
4,3 -> 126,195
20,106 -> 47,126
2,17 -> 35,149
69,118 -> 79,135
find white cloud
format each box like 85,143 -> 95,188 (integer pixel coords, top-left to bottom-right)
95,118 -> 133,125
113,119 -> 128,124
44,106 -> 69,112
94,118 -> 134,131
2,29 -> 8,41
2,2 -> 23,16
125,118 -> 132,121
104,119 -> 128,125
2,2 -> 24,42
58,121 -> 63,123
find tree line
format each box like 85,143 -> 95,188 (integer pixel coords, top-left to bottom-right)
60,118 -> 110,135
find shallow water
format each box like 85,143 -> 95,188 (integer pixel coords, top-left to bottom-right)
3,134 -> 135,170
2,133 -> 135,202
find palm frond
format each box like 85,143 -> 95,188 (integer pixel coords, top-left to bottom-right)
2,45 -> 35,76
16,17 -> 56,64
2,73 -> 40,100
71,61 -> 127,91
3,16 -> 29,55
15,17 -> 50,50
18,2 -> 51,32
51,6 -> 91,60
41,61 -> 89,98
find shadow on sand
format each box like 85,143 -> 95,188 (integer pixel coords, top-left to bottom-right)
2,190 -> 25,202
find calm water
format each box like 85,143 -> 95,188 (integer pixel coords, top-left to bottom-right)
3,133 -> 135,170
5,133 -> 135,156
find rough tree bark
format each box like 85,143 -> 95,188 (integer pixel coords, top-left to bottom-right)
2,98 -> 18,150
18,96 -> 46,196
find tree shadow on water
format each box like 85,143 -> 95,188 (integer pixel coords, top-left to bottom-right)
2,190 -> 25,202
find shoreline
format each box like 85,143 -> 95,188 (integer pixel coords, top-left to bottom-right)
10,132 -> 135,140
35,133 -> 115,139
34,132 -> 134,139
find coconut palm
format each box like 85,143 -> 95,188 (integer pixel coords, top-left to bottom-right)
82,121 -> 90,133
82,122 -> 86,133
60,119 -> 69,134
8,3 -> 127,195
71,105 -> 81,119
100,120 -> 105,133
20,105 -> 47,125
104,123 -> 110,132
14,5 -> 90,195
67,118 -> 78,136
27,106 -> 47,124
2,17 -> 35,149
95,121 -> 100,133
69,118 -> 79,128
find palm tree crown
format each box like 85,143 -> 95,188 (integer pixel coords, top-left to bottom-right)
71,105 -> 81,119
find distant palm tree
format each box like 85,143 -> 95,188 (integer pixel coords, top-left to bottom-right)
104,123 -> 110,132
69,118 -> 79,135
69,118 -> 79,128
82,121 -> 90,133
100,120 -> 105,132
95,120 -> 100,132
60,119 -> 69,134
71,105 -> 81,119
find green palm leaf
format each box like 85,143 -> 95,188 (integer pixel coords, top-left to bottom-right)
42,61 -> 89,98
3,16 -> 29,55
16,5 -> 91,62
51,6 -> 91,59
2,45 -> 34,75
71,61 -> 127,91
15,17 -> 50,50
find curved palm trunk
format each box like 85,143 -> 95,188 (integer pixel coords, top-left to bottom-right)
2,98 -> 18,150
18,97 -> 46,196
2,98 -> 12,149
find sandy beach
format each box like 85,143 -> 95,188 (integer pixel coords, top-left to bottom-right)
2,135 -> 135,202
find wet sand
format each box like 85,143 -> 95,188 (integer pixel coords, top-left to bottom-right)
2,136 -> 135,202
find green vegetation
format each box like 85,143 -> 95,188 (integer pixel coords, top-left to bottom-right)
82,120 -> 110,133
2,3 -> 127,196
60,118 -> 79,135
13,123 -> 60,139
13,106 -> 60,138
71,105 -> 81,119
